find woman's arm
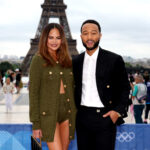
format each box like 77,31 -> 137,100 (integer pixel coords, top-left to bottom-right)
132,85 -> 138,100
29,55 -> 42,130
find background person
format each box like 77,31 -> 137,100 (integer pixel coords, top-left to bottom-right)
15,68 -> 22,94
144,79 -> 150,123
0,72 -> 3,88
131,75 -> 147,123
8,72 -> 15,83
3,77 -> 15,113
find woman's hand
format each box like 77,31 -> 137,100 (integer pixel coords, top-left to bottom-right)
33,129 -> 43,139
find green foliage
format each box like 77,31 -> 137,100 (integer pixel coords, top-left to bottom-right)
125,62 -> 133,68
135,64 -> 144,69
0,61 -> 14,73
125,62 -> 150,74
12,63 -> 21,70
0,61 -> 21,75
0,61 -> 21,73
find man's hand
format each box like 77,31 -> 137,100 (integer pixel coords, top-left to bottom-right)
103,110 -> 120,124
33,129 -> 43,139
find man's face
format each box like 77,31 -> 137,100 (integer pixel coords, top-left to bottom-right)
81,23 -> 102,51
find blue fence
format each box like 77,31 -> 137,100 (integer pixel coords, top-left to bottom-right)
0,124 -> 150,150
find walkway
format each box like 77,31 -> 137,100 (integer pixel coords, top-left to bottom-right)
0,87 -> 148,124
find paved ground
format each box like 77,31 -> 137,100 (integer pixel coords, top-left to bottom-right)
0,87 -> 30,124
0,87 -> 149,124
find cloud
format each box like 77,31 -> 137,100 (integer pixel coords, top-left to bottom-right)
0,41 -> 30,57
66,0 -> 150,42
66,0 -> 150,58
0,0 -> 150,58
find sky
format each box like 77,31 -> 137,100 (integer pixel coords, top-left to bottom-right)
0,0 -> 150,58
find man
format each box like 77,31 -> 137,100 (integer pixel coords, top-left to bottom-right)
73,20 -> 130,150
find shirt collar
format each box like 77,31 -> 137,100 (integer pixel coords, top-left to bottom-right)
85,47 -> 99,60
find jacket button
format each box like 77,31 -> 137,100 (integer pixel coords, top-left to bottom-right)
107,85 -> 110,88
70,72 -> 73,75
42,112 -> 46,115
64,85 -> 67,88
56,61 -> 59,64
49,71 -> 52,75
68,110 -> 71,113
109,101 -> 112,104
69,123 -> 72,127
67,98 -> 70,102
60,72 -> 63,75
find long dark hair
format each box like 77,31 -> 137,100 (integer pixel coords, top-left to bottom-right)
38,23 -> 72,68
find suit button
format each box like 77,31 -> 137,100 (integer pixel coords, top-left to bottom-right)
96,109 -> 100,113
60,72 -> 63,75
67,98 -> 70,102
68,110 -> 71,113
107,85 -> 110,88
49,71 -> 52,75
69,123 -> 72,127
70,72 -> 73,75
42,112 -> 46,115
109,101 -> 112,104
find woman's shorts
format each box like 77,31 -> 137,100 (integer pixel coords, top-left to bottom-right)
57,94 -> 69,123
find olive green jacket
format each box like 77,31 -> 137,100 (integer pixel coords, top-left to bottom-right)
29,54 -> 76,142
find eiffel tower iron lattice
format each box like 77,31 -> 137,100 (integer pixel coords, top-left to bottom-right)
21,0 -> 78,75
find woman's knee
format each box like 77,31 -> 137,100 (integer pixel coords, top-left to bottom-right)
47,123 -> 62,150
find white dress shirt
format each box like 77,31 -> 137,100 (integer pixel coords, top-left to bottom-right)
81,48 -> 104,107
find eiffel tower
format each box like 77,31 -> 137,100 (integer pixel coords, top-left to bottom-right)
21,0 -> 78,75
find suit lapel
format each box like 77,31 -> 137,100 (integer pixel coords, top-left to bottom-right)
96,47 -> 106,103
78,52 -> 85,85
96,47 -> 105,77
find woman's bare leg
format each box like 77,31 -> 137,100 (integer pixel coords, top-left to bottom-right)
59,120 -> 70,150
47,123 -> 62,150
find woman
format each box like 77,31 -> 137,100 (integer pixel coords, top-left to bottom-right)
3,77 -> 14,112
131,74 -> 147,123
29,23 -> 76,150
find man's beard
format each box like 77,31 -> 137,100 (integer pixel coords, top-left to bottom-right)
82,39 -> 100,51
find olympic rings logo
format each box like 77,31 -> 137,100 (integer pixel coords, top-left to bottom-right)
116,132 -> 135,142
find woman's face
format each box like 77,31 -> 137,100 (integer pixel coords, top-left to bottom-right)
47,28 -> 62,53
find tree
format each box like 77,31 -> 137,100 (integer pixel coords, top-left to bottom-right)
125,62 -> 133,68
12,63 -> 21,70
0,61 -> 14,74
